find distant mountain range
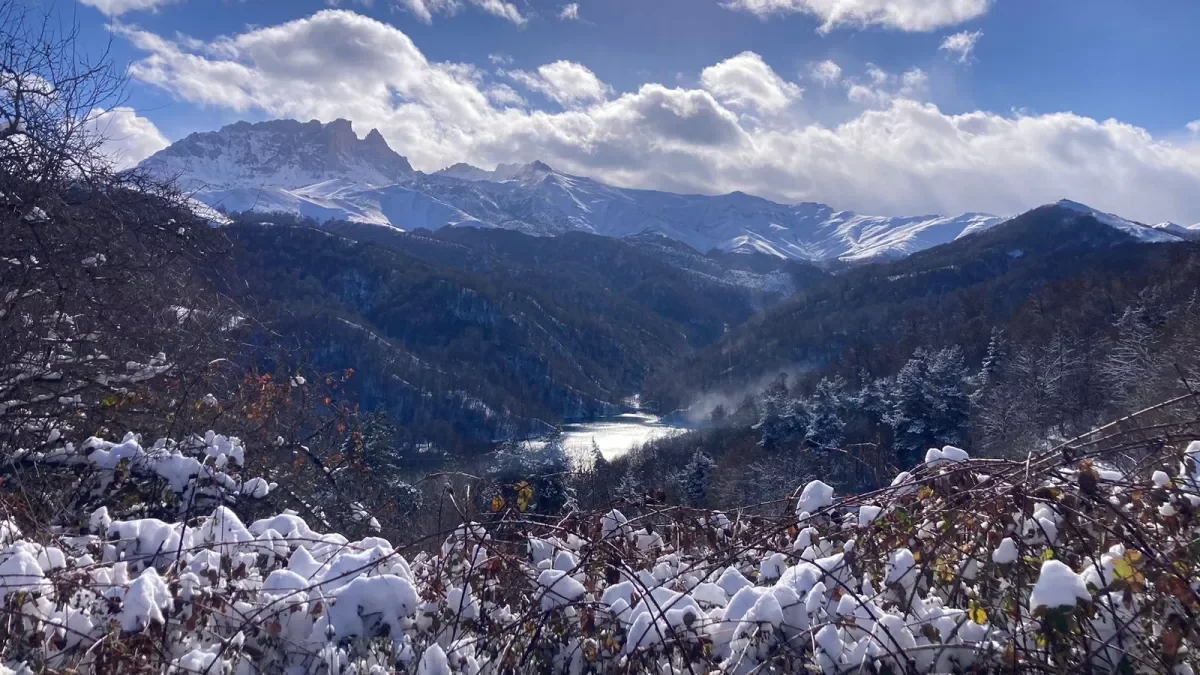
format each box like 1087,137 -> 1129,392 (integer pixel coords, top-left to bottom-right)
143,116 -> 1200,261
143,118 -> 1022,263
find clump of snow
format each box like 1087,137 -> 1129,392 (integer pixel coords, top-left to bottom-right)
991,537 -> 1018,564
537,569 -> 586,611
858,504 -> 883,527
925,445 -> 970,466
417,644 -> 450,675
796,480 -> 835,515
120,568 -> 173,631
1030,560 -> 1090,610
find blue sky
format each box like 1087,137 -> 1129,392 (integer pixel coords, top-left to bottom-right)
65,0 -> 1200,223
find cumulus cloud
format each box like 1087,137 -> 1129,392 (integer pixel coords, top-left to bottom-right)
723,0 -> 992,32
78,0 -> 178,16
396,0 -> 525,24
845,64 -> 926,107
84,107 -> 171,169
939,29 -> 982,63
700,52 -> 801,114
809,60 -> 842,86
506,61 -> 611,107
119,9 -> 1200,224
558,3 -> 580,20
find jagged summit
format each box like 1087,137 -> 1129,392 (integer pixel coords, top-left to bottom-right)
434,160 -> 556,183
141,118 -> 414,191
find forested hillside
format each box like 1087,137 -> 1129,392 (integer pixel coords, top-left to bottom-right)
219,214 -> 823,452
619,205 -> 1200,510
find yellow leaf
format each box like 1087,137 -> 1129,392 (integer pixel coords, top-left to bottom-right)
968,601 -> 988,625
917,486 -> 934,500
1113,557 -> 1135,581
490,495 -> 505,512
516,481 -> 534,512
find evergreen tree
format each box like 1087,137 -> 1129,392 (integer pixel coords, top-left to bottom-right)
805,377 -> 846,451
756,373 -> 807,450
681,449 -> 715,507
886,347 -> 971,465
615,466 -> 643,505
589,438 -> 608,473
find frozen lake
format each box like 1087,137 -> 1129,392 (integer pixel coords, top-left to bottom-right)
557,412 -> 687,460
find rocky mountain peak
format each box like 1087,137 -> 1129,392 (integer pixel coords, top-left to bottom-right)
140,118 -> 414,190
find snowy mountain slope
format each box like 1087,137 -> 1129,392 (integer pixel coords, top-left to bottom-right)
1053,199 -> 1182,243
143,118 -> 1181,262
1151,220 -> 1200,240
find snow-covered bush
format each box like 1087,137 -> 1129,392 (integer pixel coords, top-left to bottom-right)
2,421 -> 1199,674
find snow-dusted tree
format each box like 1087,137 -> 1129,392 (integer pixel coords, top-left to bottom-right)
1101,302 -> 1164,409
886,347 -> 971,465
680,449 -> 715,507
755,374 -> 807,450
615,464 -> 643,505
974,327 -> 1008,394
805,377 -> 846,451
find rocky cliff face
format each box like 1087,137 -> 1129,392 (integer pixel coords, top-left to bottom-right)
140,118 -> 414,190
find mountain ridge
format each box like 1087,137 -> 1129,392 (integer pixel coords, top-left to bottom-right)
140,117 -> 1184,263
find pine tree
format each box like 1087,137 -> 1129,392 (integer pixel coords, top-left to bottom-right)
590,438 -> 608,472
615,466 -> 643,505
681,449 -> 715,507
756,373 -> 807,450
886,347 -> 971,465
805,377 -> 846,451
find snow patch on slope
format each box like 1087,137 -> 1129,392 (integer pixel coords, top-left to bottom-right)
1055,199 -> 1181,243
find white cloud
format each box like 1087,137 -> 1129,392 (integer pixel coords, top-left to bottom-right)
558,3 -> 580,20
939,29 -> 982,63
700,52 -> 801,114
845,64 -> 926,107
1188,120 -> 1200,135
486,83 -> 527,107
395,0 -> 457,24
120,9 -> 1200,225
810,59 -> 842,86
78,0 -> 179,16
395,0 -> 525,24
865,63 -> 889,85
488,53 -> 513,65
84,107 -> 171,169
723,0 -> 992,32
473,0 -> 526,23
507,61 -> 611,107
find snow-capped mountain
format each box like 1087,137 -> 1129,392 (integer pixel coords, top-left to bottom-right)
1150,220 -> 1200,241
1052,199 -> 1181,243
142,119 -> 415,191
142,118 -> 1188,262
